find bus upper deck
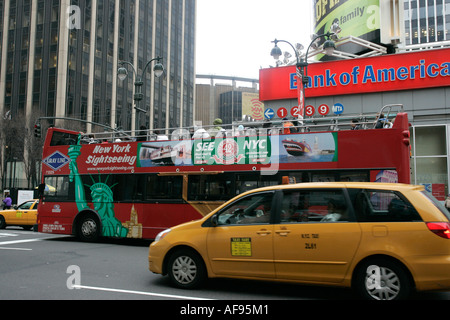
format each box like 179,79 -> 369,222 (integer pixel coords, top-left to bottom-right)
41,104 -> 411,185
72,104 -> 407,145
37,104 -> 411,240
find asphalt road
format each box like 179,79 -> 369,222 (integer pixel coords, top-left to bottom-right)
0,227 -> 449,307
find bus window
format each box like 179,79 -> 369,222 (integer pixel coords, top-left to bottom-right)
50,131 -> 79,146
145,175 -> 183,201
339,171 -> 369,182
288,171 -> 369,183
111,174 -> 145,201
188,174 -> 233,201
43,176 -> 73,201
235,173 -> 280,195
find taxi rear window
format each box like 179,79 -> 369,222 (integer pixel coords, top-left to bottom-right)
348,189 -> 422,222
421,191 -> 450,221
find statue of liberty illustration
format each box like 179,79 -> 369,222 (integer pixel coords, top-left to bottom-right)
68,139 -> 128,238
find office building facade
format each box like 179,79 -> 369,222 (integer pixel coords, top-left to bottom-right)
195,75 -> 259,127
403,0 -> 450,45
0,0 -> 196,133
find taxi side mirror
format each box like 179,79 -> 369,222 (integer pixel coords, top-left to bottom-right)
211,214 -> 219,227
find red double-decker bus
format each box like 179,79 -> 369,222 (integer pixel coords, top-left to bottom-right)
36,104 -> 411,241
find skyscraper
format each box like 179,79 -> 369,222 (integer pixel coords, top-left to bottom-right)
0,0 -> 196,133
403,0 -> 450,45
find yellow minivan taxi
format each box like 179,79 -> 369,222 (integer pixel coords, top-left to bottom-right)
0,199 -> 39,230
148,182 -> 450,300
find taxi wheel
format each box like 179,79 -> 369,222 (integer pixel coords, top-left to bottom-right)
167,249 -> 206,289
0,216 -> 5,229
354,258 -> 413,300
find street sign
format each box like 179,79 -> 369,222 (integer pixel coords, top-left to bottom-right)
333,103 -> 344,115
264,108 -> 275,120
305,105 -> 315,117
290,106 -> 301,117
318,104 -> 329,116
277,107 -> 288,118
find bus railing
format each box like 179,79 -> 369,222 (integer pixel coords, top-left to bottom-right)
79,104 -> 406,144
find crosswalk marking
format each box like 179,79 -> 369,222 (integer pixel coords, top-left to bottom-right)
72,284 -> 214,300
0,233 -> 19,238
0,247 -> 32,251
0,232 -> 66,250
0,238 -> 43,246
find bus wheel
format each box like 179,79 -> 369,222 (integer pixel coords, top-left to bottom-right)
354,257 -> 413,300
76,215 -> 100,242
167,249 -> 206,289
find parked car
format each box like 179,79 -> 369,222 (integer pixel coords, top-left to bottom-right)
0,199 -> 39,230
149,182 -> 450,300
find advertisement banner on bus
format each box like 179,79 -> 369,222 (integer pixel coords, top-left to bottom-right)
137,132 -> 338,168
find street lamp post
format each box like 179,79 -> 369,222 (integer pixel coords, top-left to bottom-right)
271,32 -> 336,122
118,57 -> 164,132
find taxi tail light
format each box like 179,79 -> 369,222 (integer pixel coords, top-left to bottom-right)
426,222 -> 450,239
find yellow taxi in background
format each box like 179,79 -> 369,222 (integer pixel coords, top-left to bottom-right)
149,182 -> 450,300
0,199 -> 39,230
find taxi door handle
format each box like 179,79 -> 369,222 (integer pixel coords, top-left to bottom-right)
275,229 -> 291,237
256,229 -> 271,236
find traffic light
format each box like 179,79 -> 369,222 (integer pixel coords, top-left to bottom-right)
34,123 -> 41,138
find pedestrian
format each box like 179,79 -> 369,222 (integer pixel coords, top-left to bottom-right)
376,113 -> 392,129
234,125 -> 245,136
2,193 -> 12,210
282,118 -> 294,134
375,113 -> 385,128
137,125 -> 147,141
445,194 -> 450,212
208,118 -> 225,138
351,119 -> 361,130
193,127 -> 210,139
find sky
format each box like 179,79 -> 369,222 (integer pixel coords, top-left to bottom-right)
196,0 -> 313,80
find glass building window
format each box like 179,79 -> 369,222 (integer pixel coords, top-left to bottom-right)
404,0 -> 450,44
415,126 -> 446,156
411,125 -> 449,200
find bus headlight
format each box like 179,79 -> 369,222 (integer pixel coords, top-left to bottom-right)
155,229 -> 171,242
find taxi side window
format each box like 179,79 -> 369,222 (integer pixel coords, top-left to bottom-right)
280,189 -> 349,223
216,192 -> 274,225
18,201 -> 33,210
349,189 -> 422,222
